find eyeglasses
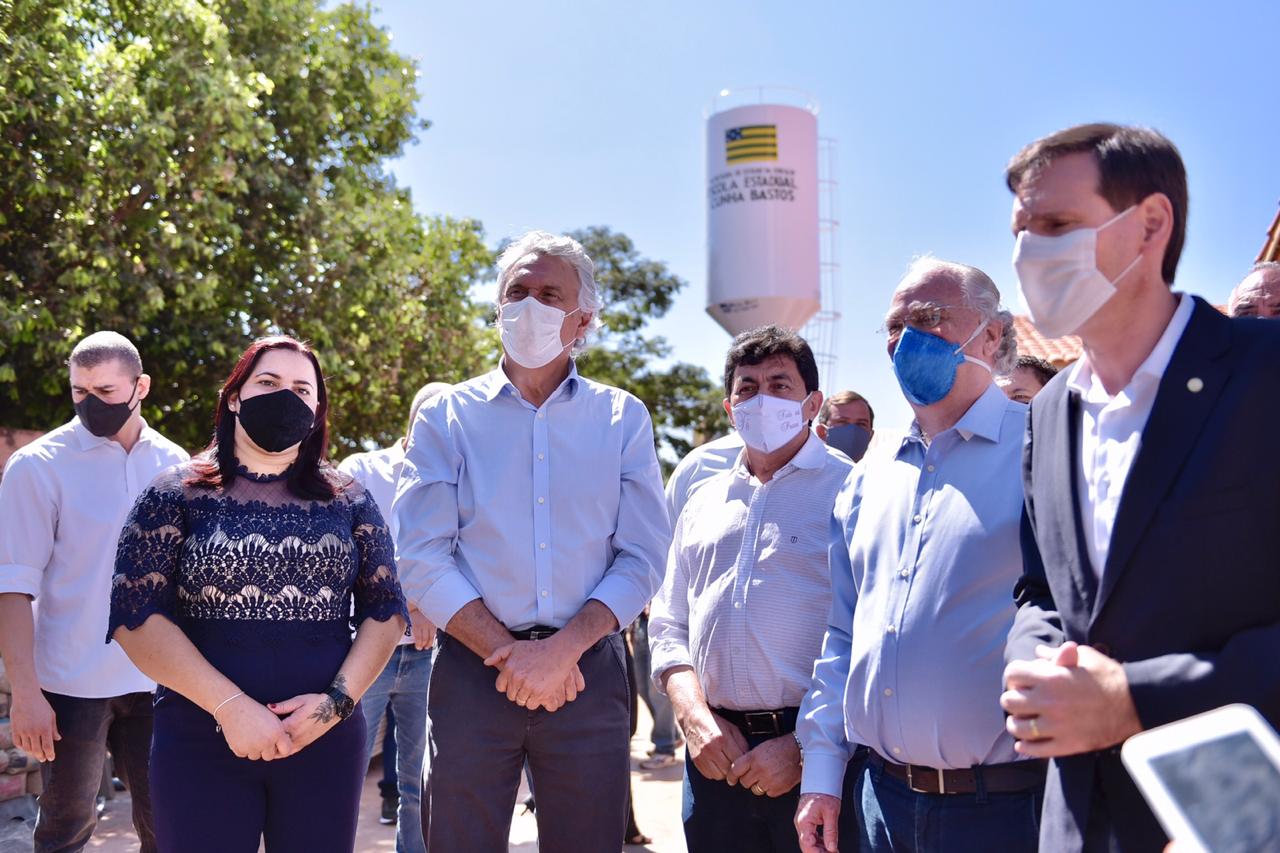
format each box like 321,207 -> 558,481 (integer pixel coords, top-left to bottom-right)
882,302 -> 962,339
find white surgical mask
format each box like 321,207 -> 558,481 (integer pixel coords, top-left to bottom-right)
731,393 -> 811,454
1012,205 -> 1142,339
499,298 -> 579,369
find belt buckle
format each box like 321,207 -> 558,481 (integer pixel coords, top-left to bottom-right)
904,765 -> 946,795
744,711 -> 781,737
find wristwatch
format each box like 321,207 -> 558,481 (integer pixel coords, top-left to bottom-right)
324,682 -> 356,721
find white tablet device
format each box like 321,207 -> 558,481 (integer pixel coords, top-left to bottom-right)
1121,704 -> 1280,853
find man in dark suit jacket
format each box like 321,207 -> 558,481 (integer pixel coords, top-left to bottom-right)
998,122 -> 1280,852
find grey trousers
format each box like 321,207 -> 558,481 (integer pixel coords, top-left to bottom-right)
423,631 -> 630,853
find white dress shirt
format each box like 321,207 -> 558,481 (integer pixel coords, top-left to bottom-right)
1067,294 -> 1194,580
339,444 -> 413,645
0,418 -> 188,697
649,434 -> 853,711
393,362 -> 670,631
664,432 -> 744,523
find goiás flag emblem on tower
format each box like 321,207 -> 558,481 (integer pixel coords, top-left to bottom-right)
725,125 -> 778,164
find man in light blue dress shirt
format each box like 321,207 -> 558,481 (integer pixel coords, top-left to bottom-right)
794,260 -> 1046,853
392,231 -> 670,853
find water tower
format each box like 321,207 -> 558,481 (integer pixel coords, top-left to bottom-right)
705,88 -> 821,336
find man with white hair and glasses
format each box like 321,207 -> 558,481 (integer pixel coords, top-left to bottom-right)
393,230 -> 670,852
794,259 -> 1045,853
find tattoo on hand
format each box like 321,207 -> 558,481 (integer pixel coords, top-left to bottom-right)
310,697 -> 336,724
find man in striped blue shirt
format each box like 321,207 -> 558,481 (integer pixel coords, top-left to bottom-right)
649,325 -> 859,852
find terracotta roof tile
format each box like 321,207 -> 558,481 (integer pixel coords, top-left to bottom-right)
1012,315 -> 1082,368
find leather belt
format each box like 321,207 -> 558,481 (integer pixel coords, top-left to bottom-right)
711,706 -> 800,737
868,750 -> 1046,795
510,625 -> 559,641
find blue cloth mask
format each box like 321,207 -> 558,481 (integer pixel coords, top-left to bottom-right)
892,323 -> 992,406
824,423 -> 872,462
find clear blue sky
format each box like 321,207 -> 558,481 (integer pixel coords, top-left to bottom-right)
369,0 -> 1279,430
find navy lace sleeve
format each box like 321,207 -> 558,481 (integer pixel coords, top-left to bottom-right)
108,470 -> 187,639
349,485 -> 410,629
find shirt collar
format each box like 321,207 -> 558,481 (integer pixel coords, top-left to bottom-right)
732,431 -> 828,480
480,359 -> 581,403
1066,292 -> 1194,403
901,382 -> 1008,453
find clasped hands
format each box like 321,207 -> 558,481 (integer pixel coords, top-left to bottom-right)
685,709 -> 801,797
1000,641 -> 1143,758
216,692 -> 342,761
484,635 -> 585,712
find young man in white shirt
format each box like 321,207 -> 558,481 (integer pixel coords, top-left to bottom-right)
0,332 -> 188,853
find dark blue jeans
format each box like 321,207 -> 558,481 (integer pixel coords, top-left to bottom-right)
855,757 -> 1043,853
683,732 -> 864,852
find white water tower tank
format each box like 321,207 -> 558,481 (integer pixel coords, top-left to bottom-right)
706,91 -> 820,336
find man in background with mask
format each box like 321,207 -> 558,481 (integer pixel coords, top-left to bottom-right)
0,331 -> 187,853
1227,261 -> 1280,318
339,380 -> 450,853
815,390 -> 875,462
1002,123 -> 1280,852
393,230 -> 669,851
795,260 -> 1043,853
649,324 -> 857,852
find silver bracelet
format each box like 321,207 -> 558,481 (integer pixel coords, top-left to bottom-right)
212,690 -> 245,733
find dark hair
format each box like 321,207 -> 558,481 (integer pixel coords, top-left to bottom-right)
818,390 -> 875,428
185,335 -> 340,500
1013,355 -> 1059,388
723,325 -> 819,399
68,331 -> 143,377
1006,123 -> 1188,285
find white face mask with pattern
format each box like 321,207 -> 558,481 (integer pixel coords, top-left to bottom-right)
731,392 -> 812,454
499,297 -> 579,369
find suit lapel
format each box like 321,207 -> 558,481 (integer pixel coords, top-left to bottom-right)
1092,299 -> 1233,625
1036,376 -> 1098,618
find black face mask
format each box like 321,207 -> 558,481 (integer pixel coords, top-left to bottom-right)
75,378 -> 140,438
236,389 -> 315,453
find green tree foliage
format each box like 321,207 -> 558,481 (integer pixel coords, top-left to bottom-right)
567,227 -> 728,466
0,0 -> 493,453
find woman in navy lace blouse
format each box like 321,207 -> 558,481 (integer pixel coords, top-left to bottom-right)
108,336 -> 408,852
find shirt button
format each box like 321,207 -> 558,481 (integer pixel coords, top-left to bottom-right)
537,453 -> 545,460
883,687 -> 894,697
540,590 -> 549,598
537,412 -> 545,419
899,569 -> 909,579
537,497 -> 545,504
912,514 -> 922,524
539,542 -> 547,550
886,624 -> 896,634
926,465 -> 935,472
892,747 -> 902,756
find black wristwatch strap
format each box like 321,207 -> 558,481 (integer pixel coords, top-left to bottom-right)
325,683 -> 355,721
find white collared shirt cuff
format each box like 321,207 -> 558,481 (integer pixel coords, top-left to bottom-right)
586,574 -> 649,632
648,646 -> 693,695
800,750 -> 852,798
0,564 -> 43,598
419,574 -> 482,630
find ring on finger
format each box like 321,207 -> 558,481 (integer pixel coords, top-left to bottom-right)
752,784 -> 765,795
1029,717 -> 1042,739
